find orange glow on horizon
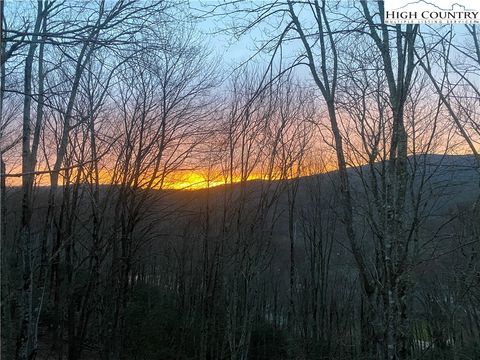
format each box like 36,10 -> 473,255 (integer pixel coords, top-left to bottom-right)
4,167 -> 291,191
4,149 -> 476,191
163,172 -> 228,190
161,171 -> 288,190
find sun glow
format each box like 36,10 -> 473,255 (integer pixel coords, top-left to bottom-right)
161,171 -> 270,190
163,172 -> 227,190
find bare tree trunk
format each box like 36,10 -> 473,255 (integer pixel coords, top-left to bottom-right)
18,3 -> 43,358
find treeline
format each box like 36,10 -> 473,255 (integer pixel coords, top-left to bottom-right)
1,1 -> 480,360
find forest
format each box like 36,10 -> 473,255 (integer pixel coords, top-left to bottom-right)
1,1 -> 479,359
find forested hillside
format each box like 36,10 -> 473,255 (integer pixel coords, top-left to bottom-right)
1,1 -> 479,359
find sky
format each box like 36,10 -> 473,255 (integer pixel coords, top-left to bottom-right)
2,0 -> 478,189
